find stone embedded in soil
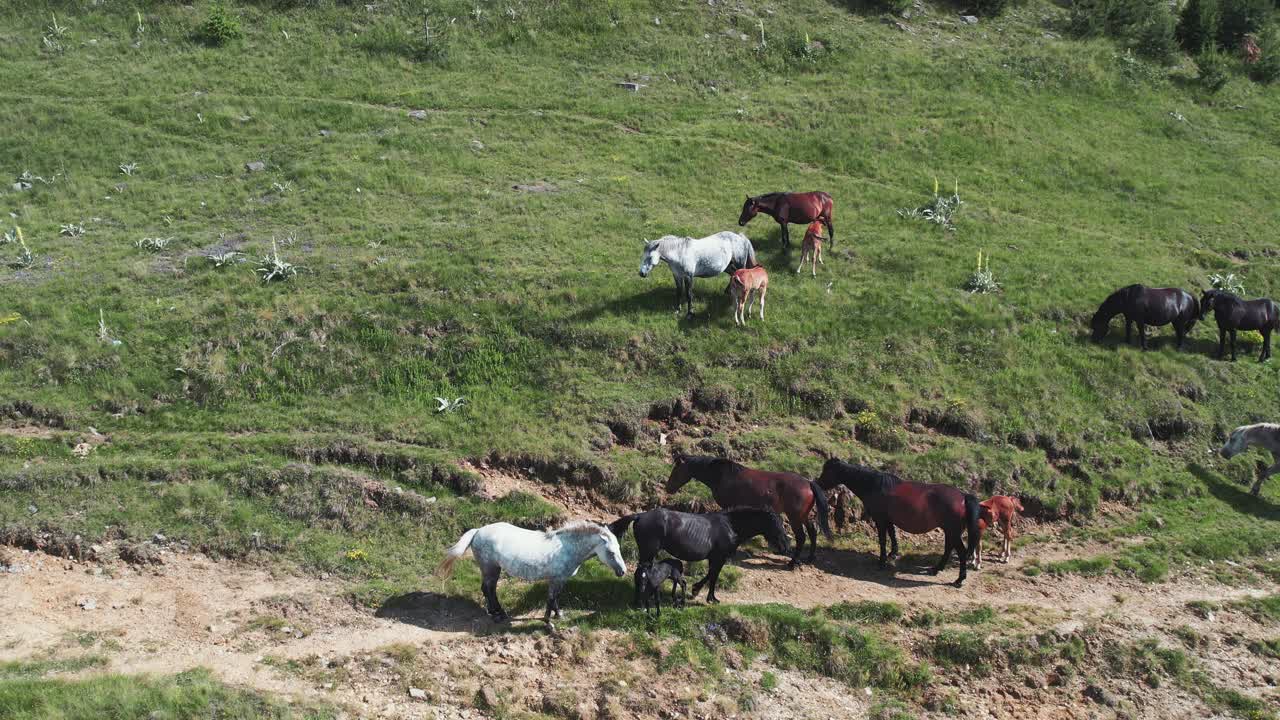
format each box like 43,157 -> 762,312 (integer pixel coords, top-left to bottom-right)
1084,683 -> 1119,707
77,596 -> 97,610
408,687 -> 427,700
244,161 -> 266,173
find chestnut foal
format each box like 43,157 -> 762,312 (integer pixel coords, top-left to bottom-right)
971,495 -> 1023,569
796,221 -> 825,277
730,266 -> 769,325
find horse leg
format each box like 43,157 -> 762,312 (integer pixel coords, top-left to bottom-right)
1217,326 -> 1226,359
1253,457 -> 1280,496
876,523 -> 889,569
1262,328 -> 1272,362
545,579 -> 565,623
805,519 -> 819,563
778,219 -> 790,248
929,534 -> 952,576
704,557 -> 727,603
952,532 -> 969,588
796,248 -> 807,274
787,514 -> 806,569
824,218 -> 833,246
1125,319 -> 1133,345
888,525 -> 900,561
482,566 -> 508,622
971,530 -> 982,570
758,286 -> 766,320
1231,329 -> 1238,361
1175,323 -> 1186,350
1138,323 -> 1148,350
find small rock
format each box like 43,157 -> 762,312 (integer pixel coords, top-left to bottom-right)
1084,683 -> 1118,707
407,110 -> 429,120
1025,674 -> 1046,690
153,533 -> 166,543
72,443 -> 93,458
616,82 -> 646,92
238,115 -> 252,122
12,183 -> 29,192
280,626 -> 293,635
1052,619 -> 1082,638
319,129 -> 333,137
960,14 -> 979,24
244,161 -> 266,173
469,139 -> 485,151
26,504 -> 37,516
409,687 -> 427,700
78,597 -> 97,611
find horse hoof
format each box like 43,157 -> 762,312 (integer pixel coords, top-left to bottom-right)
952,580 -> 964,589
707,596 -> 721,604
927,569 -> 940,576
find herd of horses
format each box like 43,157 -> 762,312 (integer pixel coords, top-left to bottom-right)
438,190 -> 1280,624
439,454 -> 1027,624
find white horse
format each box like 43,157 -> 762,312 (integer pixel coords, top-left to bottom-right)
437,520 -> 626,624
639,231 -> 757,318
1220,423 -> 1280,496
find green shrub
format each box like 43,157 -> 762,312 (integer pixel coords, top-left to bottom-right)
1068,0 -> 1179,62
1217,0 -> 1271,49
1195,50 -> 1233,91
1249,26 -> 1280,82
1177,0 -> 1221,53
197,4 -> 243,47
878,0 -> 913,14
972,0 -> 1016,17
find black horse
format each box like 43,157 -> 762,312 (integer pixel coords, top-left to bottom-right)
816,459 -> 981,588
1200,289 -> 1280,362
609,507 -> 790,604
636,558 -> 686,617
1090,284 -> 1198,350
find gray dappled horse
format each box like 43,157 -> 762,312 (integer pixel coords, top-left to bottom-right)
639,231 -> 757,318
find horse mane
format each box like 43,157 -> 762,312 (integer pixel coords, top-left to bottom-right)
750,192 -> 789,204
833,459 -> 901,492
547,520 -> 603,538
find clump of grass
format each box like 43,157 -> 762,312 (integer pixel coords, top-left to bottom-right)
135,237 -> 174,252
206,250 -> 243,268
824,600 -> 903,624
41,13 -> 69,53
964,250 -> 1001,294
256,238 -> 299,282
59,223 -> 85,238
1230,594 -> 1280,623
899,177 -> 964,232
118,162 -> 138,177
6,226 -> 36,269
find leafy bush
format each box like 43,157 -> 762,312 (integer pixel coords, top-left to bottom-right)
1177,0 -> 1221,54
1068,0 -> 1179,62
972,0 -> 1016,17
1217,0 -> 1271,49
197,4 -> 243,47
964,250 -> 1001,294
1208,272 -> 1245,294
1195,50 -> 1233,91
1249,25 -> 1280,82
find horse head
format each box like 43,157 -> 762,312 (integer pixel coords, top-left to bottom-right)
727,508 -> 791,556
1219,426 -> 1249,459
594,525 -> 627,577
738,195 -> 760,227
1089,309 -> 1111,341
665,454 -> 693,493
638,239 -> 662,278
815,458 -> 846,490
1198,289 -> 1220,321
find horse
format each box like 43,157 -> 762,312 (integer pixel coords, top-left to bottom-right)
635,558 -> 686,616
816,459 -> 981,588
971,495 -> 1024,569
1090,284 -> 1198,350
738,192 -> 834,248
1219,423 -> 1280,496
639,232 -> 757,318
796,221 -> 825,277
729,266 -> 769,325
1199,289 -> 1280,362
437,520 -> 626,625
665,455 -> 831,568
608,507 -> 790,604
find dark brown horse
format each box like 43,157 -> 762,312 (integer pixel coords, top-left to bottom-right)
1199,289 -> 1280,362
738,192 -> 834,248
666,455 -> 831,568
1090,284 -> 1198,350
816,459 -> 980,588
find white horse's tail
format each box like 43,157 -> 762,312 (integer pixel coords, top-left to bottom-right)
436,528 -> 479,578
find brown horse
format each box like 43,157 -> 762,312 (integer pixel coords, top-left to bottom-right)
666,455 -> 831,568
738,192 -> 834,248
817,459 -> 981,588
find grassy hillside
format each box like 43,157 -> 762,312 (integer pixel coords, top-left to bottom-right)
2,0 -> 1280,642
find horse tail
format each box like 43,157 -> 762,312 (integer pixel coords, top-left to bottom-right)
809,480 -> 833,539
435,528 -> 479,578
608,513 -> 640,541
963,494 -> 982,562
745,241 -> 758,269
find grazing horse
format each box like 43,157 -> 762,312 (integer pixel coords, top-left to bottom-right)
1090,284 -> 1199,350
738,192 -> 834,248
1219,423 -> 1280,496
665,455 -> 831,568
1199,289 -> 1280,362
816,459 -> 981,588
635,558 -> 686,616
971,495 -> 1024,569
437,520 -> 626,624
639,232 -> 757,318
796,221 -> 825,277
729,266 -> 769,325
609,507 -> 790,604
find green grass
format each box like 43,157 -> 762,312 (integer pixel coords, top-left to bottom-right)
0,668 -> 335,720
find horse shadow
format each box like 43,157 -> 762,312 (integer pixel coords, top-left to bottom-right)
737,545 -> 946,589
374,591 -> 495,633
1191,463 -> 1280,520
1076,326 -> 1223,356
570,281 -> 737,327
